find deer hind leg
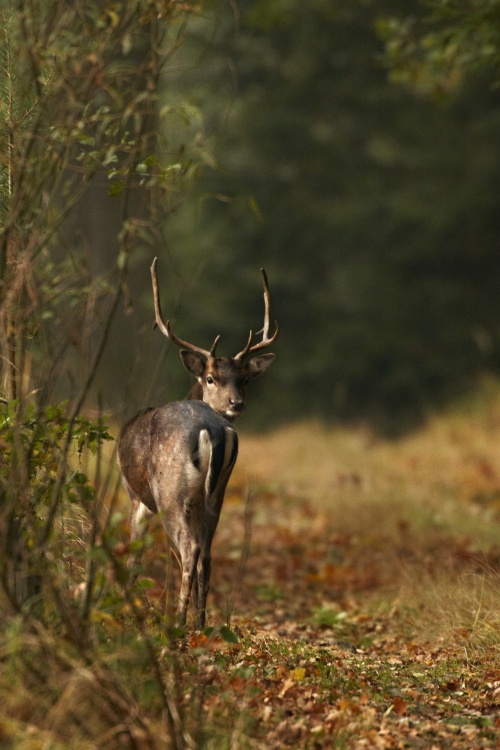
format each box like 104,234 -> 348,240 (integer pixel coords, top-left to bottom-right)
195,550 -> 212,629
128,498 -> 153,571
177,536 -> 201,627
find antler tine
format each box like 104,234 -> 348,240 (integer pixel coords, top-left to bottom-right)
261,268 -> 271,340
150,257 -> 170,338
150,257 -> 218,359
235,329 -> 254,361
209,335 -> 221,357
235,268 -> 279,360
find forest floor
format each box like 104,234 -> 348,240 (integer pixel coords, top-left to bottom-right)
174,388 -> 500,749
3,388 -> 500,749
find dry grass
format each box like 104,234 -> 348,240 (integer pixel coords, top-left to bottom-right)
235,383 -> 500,533
230,382 -> 500,648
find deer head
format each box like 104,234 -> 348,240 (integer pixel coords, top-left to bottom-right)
150,258 -> 279,420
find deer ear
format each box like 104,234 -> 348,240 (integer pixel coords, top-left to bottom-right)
180,350 -> 205,378
245,353 -> 275,380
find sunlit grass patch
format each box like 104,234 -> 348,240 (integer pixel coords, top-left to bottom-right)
397,565 -> 500,653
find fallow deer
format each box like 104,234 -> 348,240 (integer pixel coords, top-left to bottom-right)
117,259 -> 278,627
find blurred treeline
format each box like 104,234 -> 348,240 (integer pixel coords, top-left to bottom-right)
95,0 -> 500,434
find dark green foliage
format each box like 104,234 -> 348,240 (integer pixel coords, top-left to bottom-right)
155,0 -> 500,433
0,400 -> 112,507
0,399 -> 113,607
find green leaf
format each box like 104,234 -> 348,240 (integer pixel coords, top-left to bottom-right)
108,180 -> 124,197
138,577 -> 155,590
219,625 -> 239,644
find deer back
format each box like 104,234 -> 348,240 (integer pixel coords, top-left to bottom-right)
118,400 -> 238,521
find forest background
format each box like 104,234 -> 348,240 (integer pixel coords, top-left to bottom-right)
4,0 -> 500,435
98,0 -> 500,435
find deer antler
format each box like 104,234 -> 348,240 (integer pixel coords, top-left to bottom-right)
235,268 -> 279,360
150,257 -> 220,358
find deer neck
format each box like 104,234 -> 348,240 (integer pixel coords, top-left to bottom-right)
186,382 -> 203,401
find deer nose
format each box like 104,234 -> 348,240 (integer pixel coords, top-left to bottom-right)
229,398 -> 244,412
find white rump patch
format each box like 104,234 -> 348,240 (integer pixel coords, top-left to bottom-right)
198,429 -> 212,473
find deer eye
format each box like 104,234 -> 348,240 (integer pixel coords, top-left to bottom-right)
206,375 -> 215,385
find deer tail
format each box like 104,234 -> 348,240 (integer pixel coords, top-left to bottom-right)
197,426 -> 238,507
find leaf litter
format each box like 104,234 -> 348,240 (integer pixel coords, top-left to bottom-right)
172,417 -> 500,749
